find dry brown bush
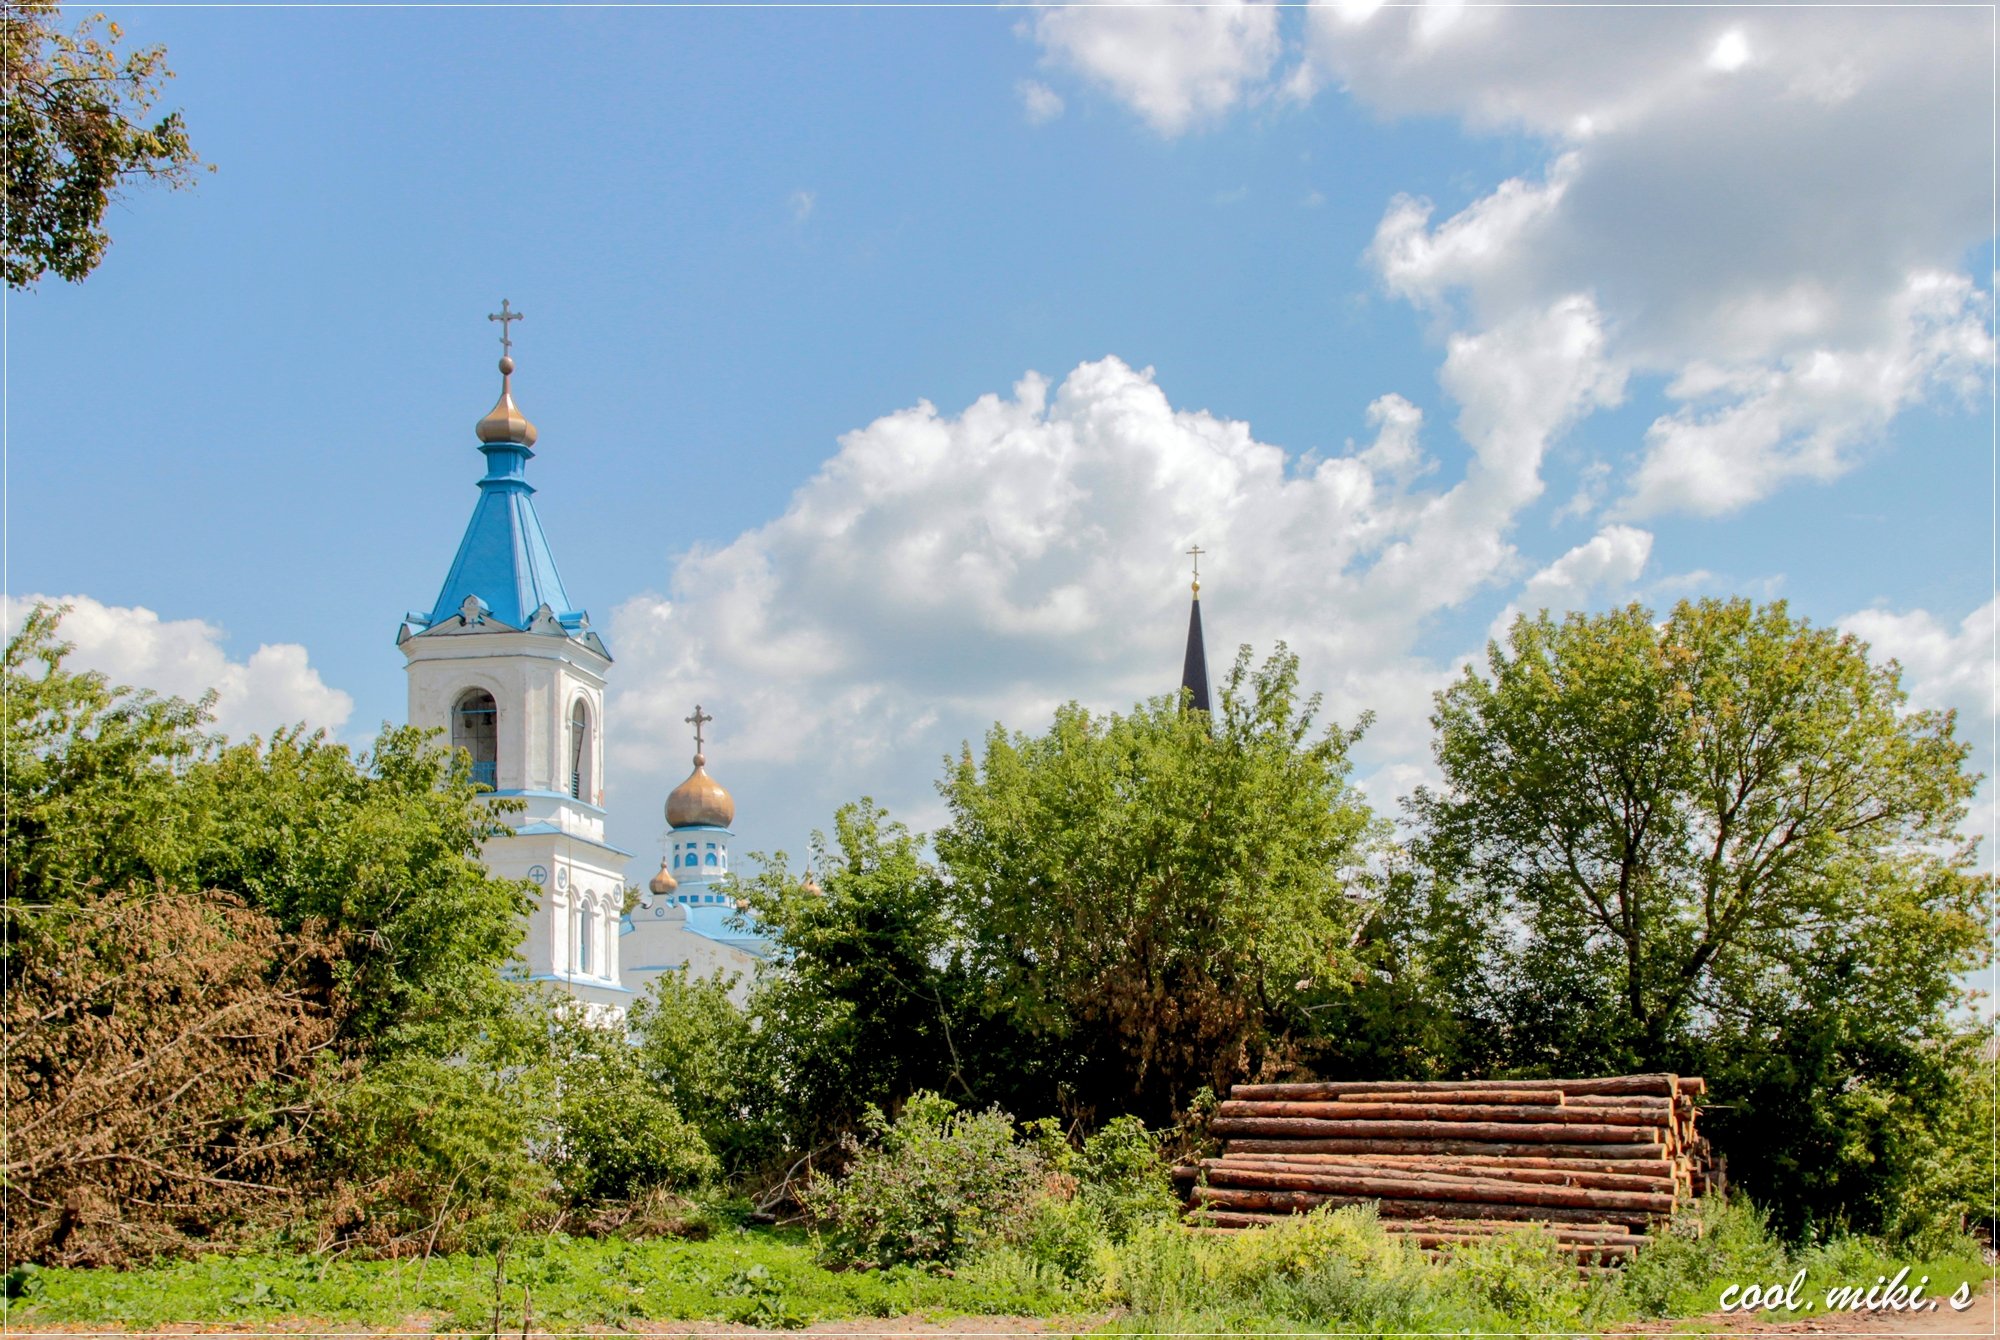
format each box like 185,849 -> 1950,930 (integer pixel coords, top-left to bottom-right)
3,885 -> 349,1265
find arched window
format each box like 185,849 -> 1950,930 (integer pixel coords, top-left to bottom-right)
576,897 -> 594,975
452,689 -> 498,788
569,700 -> 591,801
705,852 -> 718,866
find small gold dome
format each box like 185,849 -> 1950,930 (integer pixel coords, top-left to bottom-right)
801,869 -> 823,897
476,357 -> 539,447
648,858 -> 679,897
666,753 -> 735,829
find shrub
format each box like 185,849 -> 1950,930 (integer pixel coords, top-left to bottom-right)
1615,1196 -> 1789,1318
548,1014 -> 718,1203
1439,1228 -> 1594,1332
630,970 -> 778,1176
313,1047 -> 554,1257
1012,1114 -> 1176,1283
1107,1205 -> 1446,1330
1072,1116 -> 1179,1242
803,1092 -> 1044,1269
2,887 -> 347,1266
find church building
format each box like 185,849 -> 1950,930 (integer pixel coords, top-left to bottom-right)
396,308 -> 769,1014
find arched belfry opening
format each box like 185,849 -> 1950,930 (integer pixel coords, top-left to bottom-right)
453,688 -> 498,787
569,698 -> 592,801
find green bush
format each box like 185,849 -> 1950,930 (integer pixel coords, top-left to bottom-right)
549,1017 -> 718,1203
1072,1116 -> 1180,1241
1011,1115 -> 1177,1284
1439,1228 -> 1594,1332
1615,1196 -> 1789,1318
803,1092 -> 1045,1269
1107,1205 -> 1453,1331
630,970 -> 781,1176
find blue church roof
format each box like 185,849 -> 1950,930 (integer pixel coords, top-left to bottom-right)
424,438 -> 578,630
402,360 -> 606,658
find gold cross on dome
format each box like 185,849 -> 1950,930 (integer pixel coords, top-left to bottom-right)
487,299 -> 524,355
685,704 -> 714,753
1187,544 -> 1205,594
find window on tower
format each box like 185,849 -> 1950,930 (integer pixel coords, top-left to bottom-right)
569,699 -> 591,800
452,689 -> 498,788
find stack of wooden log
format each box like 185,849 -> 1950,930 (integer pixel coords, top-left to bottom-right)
1175,1074 -> 1711,1266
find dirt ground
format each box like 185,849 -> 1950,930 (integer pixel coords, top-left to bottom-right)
10,1280 -> 1994,1338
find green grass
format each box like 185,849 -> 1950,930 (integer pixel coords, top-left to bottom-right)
6,1202 -> 1986,1335
3,1227 -> 1089,1333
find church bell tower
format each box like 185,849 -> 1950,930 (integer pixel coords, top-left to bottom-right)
396,303 -> 631,1013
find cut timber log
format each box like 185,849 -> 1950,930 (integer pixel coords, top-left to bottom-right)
1225,1137 -> 1672,1160
1191,1185 -> 1656,1229
1213,1153 -> 1675,1176
1332,1088 -> 1564,1106
1215,1101 -> 1672,1127
1189,1070 -> 1711,1264
1200,1157 -> 1679,1194
1195,1163 -> 1677,1215
1230,1074 -> 1680,1100
1208,1117 -> 1664,1144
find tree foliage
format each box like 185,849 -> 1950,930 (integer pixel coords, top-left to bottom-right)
937,645 -> 1381,1122
4,604 -> 528,1058
731,647 -> 1382,1154
2,607 -> 557,1262
1,1 -> 206,287
3,887 -> 347,1266
1397,598 -> 1992,1234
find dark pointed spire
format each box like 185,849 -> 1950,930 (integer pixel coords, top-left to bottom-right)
1180,545 -> 1210,712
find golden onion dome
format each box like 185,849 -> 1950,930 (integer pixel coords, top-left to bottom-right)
665,753 -> 735,829
475,356 -> 539,447
648,858 -> 679,898
801,869 -> 823,897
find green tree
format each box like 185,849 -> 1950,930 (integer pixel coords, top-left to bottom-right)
3,606 -> 528,1057
936,644 -> 1383,1124
2,603 -> 210,904
630,969 -> 779,1175
737,804 -> 969,1155
1407,598 -> 1991,1233
2,1 -> 206,287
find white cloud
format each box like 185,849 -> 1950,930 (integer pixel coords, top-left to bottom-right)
605,353 -> 1639,844
1619,272 -> 1993,517
1022,8 -> 1992,515
1708,30 -> 1752,75
1017,79 -> 1065,125
788,189 -> 816,224
1839,597 -> 1998,740
1029,0 -> 1282,136
1353,392 -> 1427,480
1301,5 -> 1996,518
3,594 -> 353,742
1486,524 -> 1652,643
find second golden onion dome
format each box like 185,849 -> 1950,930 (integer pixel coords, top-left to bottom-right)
665,752 -> 736,829
648,858 -> 679,897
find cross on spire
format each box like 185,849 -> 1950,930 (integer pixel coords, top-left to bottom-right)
488,299 -> 524,356
685,704 -> 714,757
1187,544 -> 1205,596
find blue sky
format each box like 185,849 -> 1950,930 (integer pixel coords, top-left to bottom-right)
10,2 -> 1995,886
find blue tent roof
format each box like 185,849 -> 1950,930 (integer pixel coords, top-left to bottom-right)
424,441 -> 579,630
